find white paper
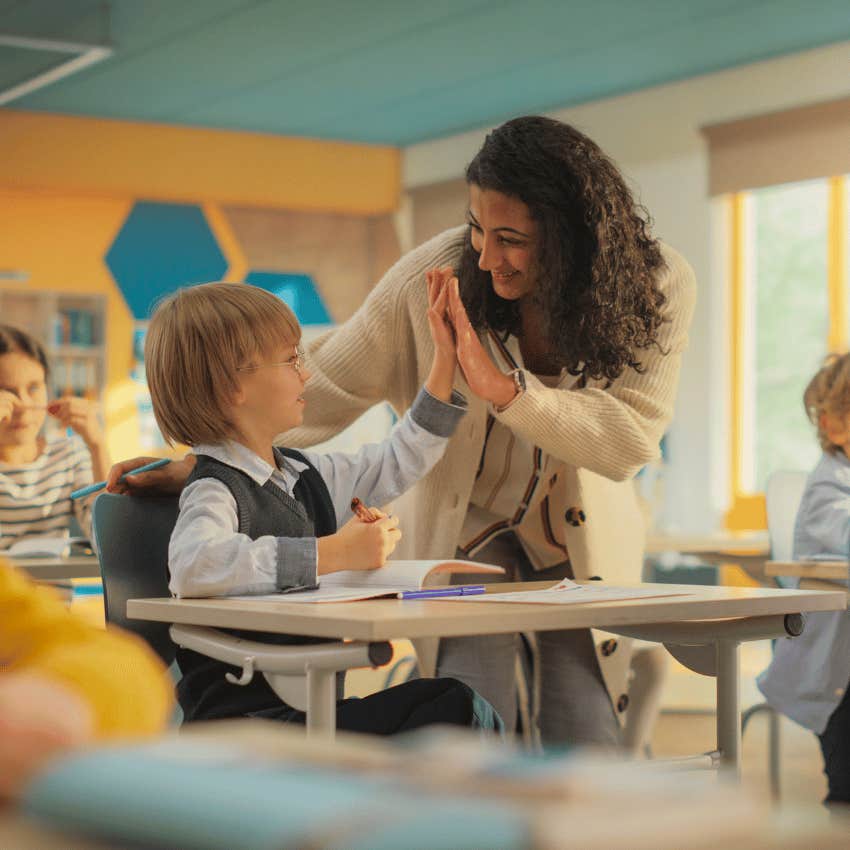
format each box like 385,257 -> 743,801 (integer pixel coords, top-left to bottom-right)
1,535 -> 81,558
442,585 -> 689,605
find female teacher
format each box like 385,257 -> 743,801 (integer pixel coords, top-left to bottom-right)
111,115 -> 696,746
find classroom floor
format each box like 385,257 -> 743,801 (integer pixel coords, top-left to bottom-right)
652,710 -> 827,808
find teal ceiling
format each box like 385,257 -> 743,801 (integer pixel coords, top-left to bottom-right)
2,0 -> 849,145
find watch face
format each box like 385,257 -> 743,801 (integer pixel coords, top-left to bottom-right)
514,369 -> 526,391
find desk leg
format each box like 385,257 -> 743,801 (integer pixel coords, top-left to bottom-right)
716,639 -> 741,776
306,667 -> 337,737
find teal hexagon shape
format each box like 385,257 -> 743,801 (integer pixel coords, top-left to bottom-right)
106,202 -> 227,319
246,271 -> 331,326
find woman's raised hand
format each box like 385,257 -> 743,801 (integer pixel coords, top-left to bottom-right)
448,278 -> 517,409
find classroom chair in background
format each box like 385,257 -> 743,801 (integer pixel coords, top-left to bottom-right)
741,468 -> 808,799
91,493 -> 392,735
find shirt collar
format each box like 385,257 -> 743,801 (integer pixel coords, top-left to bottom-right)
192,440 -> 309,487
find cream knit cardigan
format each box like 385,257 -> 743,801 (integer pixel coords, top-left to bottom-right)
287,225 -> 696,585
287,225 -> 696,696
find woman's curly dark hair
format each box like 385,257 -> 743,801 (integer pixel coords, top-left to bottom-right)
458,116 -> 668,383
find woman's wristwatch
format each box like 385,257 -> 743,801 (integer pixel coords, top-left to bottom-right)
494,368 -> 526,413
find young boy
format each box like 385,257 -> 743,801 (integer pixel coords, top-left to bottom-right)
758,353 -> 850,805
143,281 -> 497,733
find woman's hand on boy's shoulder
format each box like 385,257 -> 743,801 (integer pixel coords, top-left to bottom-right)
106,454 -> 196,495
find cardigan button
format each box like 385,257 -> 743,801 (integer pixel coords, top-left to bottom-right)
600,639 -> 618,657
616,694 -> 629,713
565,507 -> 586,527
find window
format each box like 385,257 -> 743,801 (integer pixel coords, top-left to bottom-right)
727,175 -> 848,529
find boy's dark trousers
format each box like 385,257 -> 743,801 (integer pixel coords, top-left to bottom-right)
239,676 -> 487,734
818,680 -> 850,805
179,450 -> 499,734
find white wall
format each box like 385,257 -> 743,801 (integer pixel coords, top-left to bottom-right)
401,41 -> 850,532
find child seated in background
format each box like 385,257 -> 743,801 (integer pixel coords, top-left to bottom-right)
142,281 -> 498,733
0,325 -> 109,548
0,557 -> 172,801
758,353 -> 850,806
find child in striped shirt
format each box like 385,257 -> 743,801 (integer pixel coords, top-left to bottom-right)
0,325 -> 109,549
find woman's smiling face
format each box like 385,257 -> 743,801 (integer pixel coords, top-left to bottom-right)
467,184 -> 537,301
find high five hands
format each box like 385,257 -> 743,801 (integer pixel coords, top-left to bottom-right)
426,267 -> 518,410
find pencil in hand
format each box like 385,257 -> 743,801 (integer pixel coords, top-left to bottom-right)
350,497 -> 379,523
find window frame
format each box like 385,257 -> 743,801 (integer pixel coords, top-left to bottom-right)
725,175 -> 848,530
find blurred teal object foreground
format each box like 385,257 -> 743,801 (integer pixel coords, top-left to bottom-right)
24,743 -> 529,850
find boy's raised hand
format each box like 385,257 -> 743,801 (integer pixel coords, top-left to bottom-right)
424,267 -> 458,402
317,509 -> 402,574
426,267 -> 457,360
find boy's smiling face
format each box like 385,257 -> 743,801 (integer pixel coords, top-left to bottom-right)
232,341 -> 310,446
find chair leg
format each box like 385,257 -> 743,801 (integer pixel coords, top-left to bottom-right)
768,707 -> 782,801
741,701 -> 782,801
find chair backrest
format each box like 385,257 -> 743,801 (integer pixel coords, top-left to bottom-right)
764,469 -> 808,562
92,493 -> 180,664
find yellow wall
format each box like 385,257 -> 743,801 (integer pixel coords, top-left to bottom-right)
0,111 -> 401,460
0,110 -> 400,215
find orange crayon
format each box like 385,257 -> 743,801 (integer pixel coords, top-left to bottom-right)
350,497 -> 378,523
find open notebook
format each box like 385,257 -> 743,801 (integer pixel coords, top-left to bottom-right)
233,559 -> 504,603
0,534 -> 90,559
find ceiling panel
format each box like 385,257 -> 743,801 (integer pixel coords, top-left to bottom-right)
1,0 -> 848,144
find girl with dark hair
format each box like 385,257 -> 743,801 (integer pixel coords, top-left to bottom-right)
0,325 -> 109,548
108,116 -> 696,747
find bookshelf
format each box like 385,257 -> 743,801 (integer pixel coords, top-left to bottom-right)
0,289 -> 107,421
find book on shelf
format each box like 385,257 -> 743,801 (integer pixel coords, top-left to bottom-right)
233,559 -> 504,603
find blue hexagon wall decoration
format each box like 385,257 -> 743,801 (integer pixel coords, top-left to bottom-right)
106,202 -> 228,320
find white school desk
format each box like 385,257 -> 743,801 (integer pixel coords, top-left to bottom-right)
765,560 -> 848,583
5,554 -> 101,581
128,581 -> 845,774
646,531 -> 770,580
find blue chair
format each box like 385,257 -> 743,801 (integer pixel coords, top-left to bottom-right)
91,492 -> 391,734
92,494 -> 179,664
741,469 -> 807,799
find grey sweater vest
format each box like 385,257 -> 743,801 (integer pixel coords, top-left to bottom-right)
176,448 -> 337,722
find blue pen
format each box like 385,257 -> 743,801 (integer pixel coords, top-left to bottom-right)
398,585 -> 486,600
70,458 -> 172,500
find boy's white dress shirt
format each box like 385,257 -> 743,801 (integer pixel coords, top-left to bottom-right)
169,387 -> 466,598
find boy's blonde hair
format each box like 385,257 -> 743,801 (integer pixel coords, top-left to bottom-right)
145,282 -> 301,446
804,353 -> 850,453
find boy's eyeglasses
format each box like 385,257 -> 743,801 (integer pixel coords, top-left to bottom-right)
237,347 -> 304,376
